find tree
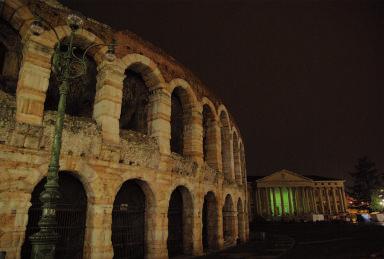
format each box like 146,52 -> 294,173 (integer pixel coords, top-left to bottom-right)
349,156 -> 383,205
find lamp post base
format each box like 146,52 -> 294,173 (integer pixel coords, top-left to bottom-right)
30,230 -> 59,259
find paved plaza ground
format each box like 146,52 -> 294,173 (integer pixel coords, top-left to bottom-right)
196,222 -> 384,258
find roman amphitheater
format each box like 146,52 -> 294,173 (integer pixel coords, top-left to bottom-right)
0,0 -> 249,258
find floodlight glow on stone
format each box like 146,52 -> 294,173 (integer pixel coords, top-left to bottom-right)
30,20 -> 45,36
105,45 -> 116,62
67,14 -> 83,31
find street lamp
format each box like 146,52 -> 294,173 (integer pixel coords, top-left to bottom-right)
28,13 -> 115,259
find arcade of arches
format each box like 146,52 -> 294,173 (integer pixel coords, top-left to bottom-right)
0,0 -> 248,258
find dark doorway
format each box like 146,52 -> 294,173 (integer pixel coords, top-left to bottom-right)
167,188 -> 183,257
112,180 -> 145,259
120,69 -> 149,133
21,172 -> 87,259
202,192 -> 218,252
170,87 -> 185,155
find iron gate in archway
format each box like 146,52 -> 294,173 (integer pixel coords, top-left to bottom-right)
21,172 -> 87,259
167,188 -> 183,257
112,181 -> 145,259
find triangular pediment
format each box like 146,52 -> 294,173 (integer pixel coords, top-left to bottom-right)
257,169 -> 313,183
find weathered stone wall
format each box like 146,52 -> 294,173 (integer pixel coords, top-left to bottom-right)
0,0 -> 249,258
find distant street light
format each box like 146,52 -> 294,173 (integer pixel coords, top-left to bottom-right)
28,13 -> 115,259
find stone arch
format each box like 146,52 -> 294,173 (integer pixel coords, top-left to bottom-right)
120,54 -> 165,88
0,0 -> 35,39
111,178 -> 156,259
202,191 -> 219,251
222,194 -> 236,245
115,54 -> 165,134
16,25 -> 107,125
202,98 -> 219,170
169,79 -> 199,158
237,198 -> 246,242
167,185 -> 194,257
21,171 -> 88,259
232,130 -> 242,185
218,106 -> 234,182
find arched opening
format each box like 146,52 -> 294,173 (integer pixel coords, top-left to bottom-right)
167,186 -> 193,257
0,18 -> 21,96
44,38 -> 97,118
220,111 -> 232,181
120,69 -> 149,133
203,104 -> 217,169
202,191 -> 219,252
171,87 -> 192,155
237,198 -> 245,242
233,132 -> 241,184
21,172 -> 87,259
112,180 -> 147,259
222,194 -> 235,244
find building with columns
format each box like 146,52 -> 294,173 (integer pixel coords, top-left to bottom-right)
0,0 -> 249,258
248,170 -> 348,222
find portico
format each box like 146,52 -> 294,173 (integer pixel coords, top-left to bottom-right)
248,170 -> 348,221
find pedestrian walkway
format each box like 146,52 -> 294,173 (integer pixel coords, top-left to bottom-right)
194,233 -> 295,259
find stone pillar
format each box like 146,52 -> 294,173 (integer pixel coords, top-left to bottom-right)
237,210 -> 246,242
94,61 -> 125,144
16,40 -> 53,125
311,188 -> 317,214
272,187 -> 277,216
319,188 -> 325,214
183,106 -> 204,164
292,187 -> 298,216
279,187 -> 285,216
341,187 -> 348,212
147,87 -> 171,155
216,201 -> 224,250
191,201 -> 203,256
146,204 -> 169,259
295,187 -> 301,215
326,188 -> 332,215
0,191 -> 31,259
256,187 -> 262,216
84,203 -> 114,259
338,187 -> 345,212
265,188 -> 272,217
332,188 -> 339,214
288,187 -> 293,216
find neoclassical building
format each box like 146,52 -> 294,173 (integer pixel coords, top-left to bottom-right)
0,0 -> 249,258
248,170 -> 348,222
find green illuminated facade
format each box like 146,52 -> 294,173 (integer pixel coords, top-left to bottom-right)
248,170 -> 348,221
269,187 -> 295,216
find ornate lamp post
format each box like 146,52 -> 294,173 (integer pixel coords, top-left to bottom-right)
28,13 -> 115,259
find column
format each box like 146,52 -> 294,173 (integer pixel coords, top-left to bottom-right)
266,188 -> 272,217
288,187 -> 293,216
295,187 -> 301,215
292,187 -> 298,216
332,188 -> 339,214
326,188 -> 332,215
338,187 -> 345,212
272,187 -> 277,216
311,188 -> 317,214
341,187 -> 348,212
279,187 -> 285,216
84,203 -> 114,259
147,87 -> 172,155
256,187 -> 262,216
319,187 -> 325,214
94,61 -> 125,144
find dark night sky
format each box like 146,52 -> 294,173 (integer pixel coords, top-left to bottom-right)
61,0 -> 384,184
